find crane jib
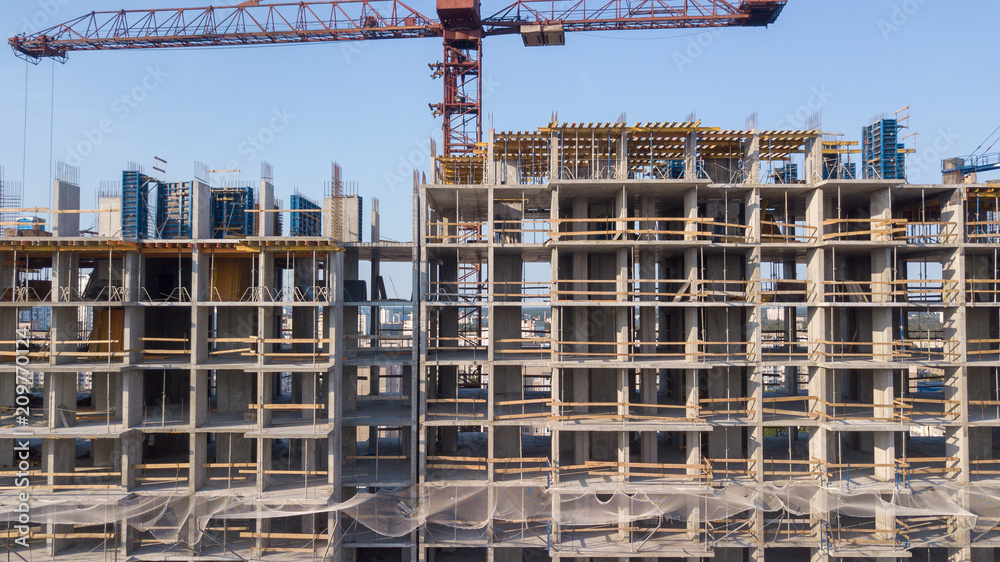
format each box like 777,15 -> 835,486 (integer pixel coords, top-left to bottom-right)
7,0 -> 785,157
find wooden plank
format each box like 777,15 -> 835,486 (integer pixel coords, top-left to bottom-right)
239,532 -> 329,539
248,404 -> 326,410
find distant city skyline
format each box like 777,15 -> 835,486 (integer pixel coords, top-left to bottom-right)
4,2 -> 1000,252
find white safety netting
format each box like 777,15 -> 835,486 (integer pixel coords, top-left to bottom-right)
1,482 -> 996,547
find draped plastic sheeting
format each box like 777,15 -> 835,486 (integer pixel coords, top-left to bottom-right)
2,482 -> 995,547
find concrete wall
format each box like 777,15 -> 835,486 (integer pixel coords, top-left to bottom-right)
52,180 -> 80,236
98,196 -> 122,236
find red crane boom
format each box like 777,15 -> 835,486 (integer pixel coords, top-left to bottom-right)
9,0 -> 785,156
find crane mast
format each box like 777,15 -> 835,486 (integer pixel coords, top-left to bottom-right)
432,0 -> 483,157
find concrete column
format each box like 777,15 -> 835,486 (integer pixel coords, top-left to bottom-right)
805,188 -> 825,304
589,251 -> 618,466
682,186 -> 701,458
191,432 -> 206,491
44,438 -> 74,555
0,253 -> 14,467
804,133 -> 824,184
746,189 -> 766,550
258,250 -> 276,424
807,371 -> 834,462
292,254 -> 320,424
259,179 -> 275,237
945,370 -> 969,484
638,197 -> 657,464
616,131 -> 628,180
685,426 -> 701,541
123,253 -> 144,380
672,210 -> 700,503
46,373 -> 75,430
191,247 -> 211,305
684,188 -> 699,241
0,354 -> 14,466
341,249 -> 360,465
255,507 -> 272,557
192,180 -> 212,240
49,254 -> 78,436
52,251 -> 79,303
946,314 -> 969,484
614,192 -> 629,483
493,385 -> 522,460
258,437 -> 272,493
121,431 -> 142,490
438,253 -> 458,454
190,307 -> 210,425
549,189 -> 563,488
49,244 -> 79,449
328,250 -> 345,562
779,191 -> 798,390
807,226 -> 835,552
571,197 -> 589,463
485,129 -> 497,184
684,131 -> 698,180
492,232 -> 523,462
873,420 -> 895,482
941,187 -> 965,304
744,130 -> 761,184
122,368 -> 143,430
259,370 -> 274,431
52,179 -> 81,237
549,131 -> 560,182
867,190 -> 897,484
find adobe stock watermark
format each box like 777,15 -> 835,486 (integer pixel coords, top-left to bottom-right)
385,135 -> 438,192
238,108 -> 295,162
878,0 -> 930,40
673,28 -> 724,73
64,65 -> 170,167
216,107 -> 296,171
775,85 -> 834,130
13,328 -> 34,548
18,0 -> 251,36
906,127 -> 959,182
341,41 -> 372,64
18,0 -> 72,36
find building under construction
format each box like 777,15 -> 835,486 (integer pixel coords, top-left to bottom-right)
3,118 -> 1000,562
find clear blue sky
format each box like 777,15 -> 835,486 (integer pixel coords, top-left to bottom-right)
1,1 -> 998,245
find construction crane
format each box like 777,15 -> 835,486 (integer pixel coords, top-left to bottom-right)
9,0 -> 785,367
942,153 -> 1000,183
9,0 -> 786,158
942,123 -> 1000,183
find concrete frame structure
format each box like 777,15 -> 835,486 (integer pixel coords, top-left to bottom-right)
420,122 -> 1000,562
0,171 -> 421,561
2,118 -> 1000,562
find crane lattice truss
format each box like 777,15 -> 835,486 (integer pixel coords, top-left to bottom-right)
9,0 -> 785,157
